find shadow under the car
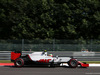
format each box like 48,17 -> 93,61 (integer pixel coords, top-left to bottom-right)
4,65 -> 72,68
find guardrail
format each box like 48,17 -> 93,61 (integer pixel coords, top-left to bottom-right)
0,51 -> 100,61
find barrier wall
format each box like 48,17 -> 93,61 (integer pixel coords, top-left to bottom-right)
0,51 -> 100,61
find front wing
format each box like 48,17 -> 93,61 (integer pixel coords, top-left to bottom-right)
78,61 -> 89,68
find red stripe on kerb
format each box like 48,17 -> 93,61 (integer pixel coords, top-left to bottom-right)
0,63 -> 14,66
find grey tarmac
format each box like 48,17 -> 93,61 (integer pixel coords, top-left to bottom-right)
0,66 -> 100,75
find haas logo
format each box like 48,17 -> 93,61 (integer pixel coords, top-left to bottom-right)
38,59 -> 51,63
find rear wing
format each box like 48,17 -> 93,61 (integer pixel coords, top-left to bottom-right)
11,51 -> 21,62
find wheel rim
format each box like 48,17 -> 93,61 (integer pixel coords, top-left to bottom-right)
16,60 -> 22,66
70,60 -> 77,67
71,60 -> 76,66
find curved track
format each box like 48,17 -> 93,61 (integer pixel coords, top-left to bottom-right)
0,66 -> 100,75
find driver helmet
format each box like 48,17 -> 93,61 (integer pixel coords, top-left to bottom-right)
48,54 -> 53,57
44,50 -> 47,52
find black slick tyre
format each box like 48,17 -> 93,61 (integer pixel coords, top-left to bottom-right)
14,58 -> 24,67
68,59 -> 78,68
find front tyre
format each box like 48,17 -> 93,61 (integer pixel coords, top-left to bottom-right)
14,58 -> 24,67
68,59 -> 78,68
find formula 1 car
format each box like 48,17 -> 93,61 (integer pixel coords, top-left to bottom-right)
11,50 -> 89,68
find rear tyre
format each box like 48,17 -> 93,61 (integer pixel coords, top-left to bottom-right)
14,58 -> 24,67
68,59 -> 78,68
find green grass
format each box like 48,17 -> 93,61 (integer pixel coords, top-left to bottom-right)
0,60 -> 12,63
81,61 -> 100,64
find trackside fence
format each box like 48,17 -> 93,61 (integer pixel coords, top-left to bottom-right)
0,39 -> 100,52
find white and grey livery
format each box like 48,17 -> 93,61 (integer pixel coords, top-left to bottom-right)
11,50 -> 89,68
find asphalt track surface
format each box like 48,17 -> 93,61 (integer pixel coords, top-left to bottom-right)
0,66 -> 100,75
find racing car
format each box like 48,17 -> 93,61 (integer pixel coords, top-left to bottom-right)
11,50 -> 89,68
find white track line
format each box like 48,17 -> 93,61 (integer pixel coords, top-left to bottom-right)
89,64 -> 100,67
60,63 -> 100,67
